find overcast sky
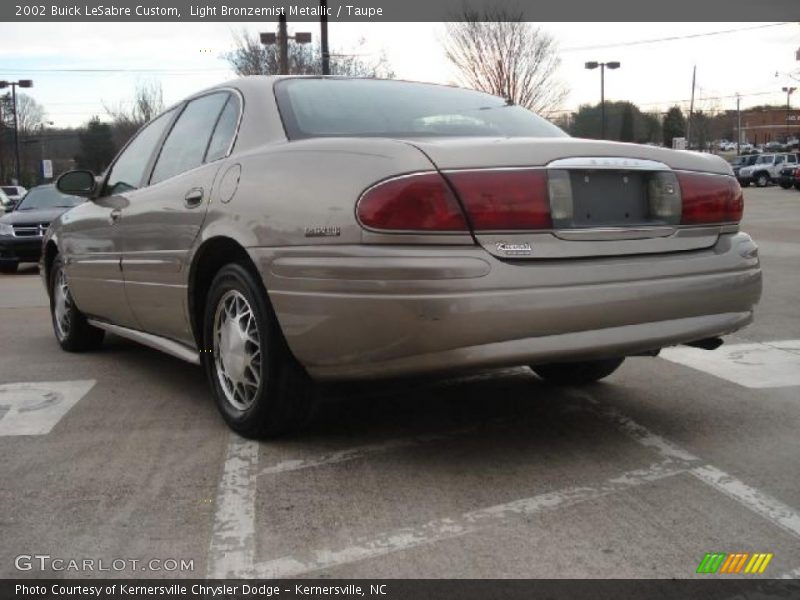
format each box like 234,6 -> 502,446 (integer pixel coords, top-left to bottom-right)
0,21 -> 798,128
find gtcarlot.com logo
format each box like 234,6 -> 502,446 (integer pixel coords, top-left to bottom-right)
696,552 -> 773,575
14,554 -> 194,573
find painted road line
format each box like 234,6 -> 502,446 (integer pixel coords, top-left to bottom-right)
260,424 -> 489,476
691,465 -> 800,539
660,340 -> 800,388
0,380 -> 95,436
254,461 -> 686,578
571,390 -> 800,541
206,434 -> 260,578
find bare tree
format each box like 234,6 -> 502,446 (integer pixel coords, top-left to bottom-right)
443,8 -> 567,113
225,30 -> 395,79
1,92 -> 46,135
104,81 -> 165,147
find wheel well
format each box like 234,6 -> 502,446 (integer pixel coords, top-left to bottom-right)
44,241 -> 59,287
188,237 -> 260,346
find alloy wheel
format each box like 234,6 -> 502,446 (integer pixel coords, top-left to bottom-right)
213,289 -> 262,411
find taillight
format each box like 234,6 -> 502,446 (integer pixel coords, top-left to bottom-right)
356,173 -> 469,232
678,172 -> 743,225
445,169 -> 552,230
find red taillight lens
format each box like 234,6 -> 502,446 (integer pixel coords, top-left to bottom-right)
446,169 -> 552,230
356,173 -> 469,232
678,172 -> 743,225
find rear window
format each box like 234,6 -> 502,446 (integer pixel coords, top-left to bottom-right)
275,78 -> 567,140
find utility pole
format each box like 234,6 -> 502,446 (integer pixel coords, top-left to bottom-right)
0,79 -> 33,185
686,65 -> 696,150
736,93 -> 741,156
278,13 -> 288,75
320,0 -> 330,75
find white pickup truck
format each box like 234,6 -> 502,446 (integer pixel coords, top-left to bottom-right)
738,153 -> 799,187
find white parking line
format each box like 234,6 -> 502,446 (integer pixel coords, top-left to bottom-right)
660,340 -> 800,388
260,424 -> 487,476
206,434 -> 260,578
0,380 -> 95,436
572,390 -> 800,540
254,460 -> 687,578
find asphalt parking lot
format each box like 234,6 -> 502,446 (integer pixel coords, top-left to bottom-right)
0,186 -> 798,580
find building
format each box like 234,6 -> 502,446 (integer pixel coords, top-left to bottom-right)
734,107 -> 800,145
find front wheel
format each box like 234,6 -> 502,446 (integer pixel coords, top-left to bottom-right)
203,263 -> 314,438
49,255 -> 105,351
0,260 -> 18,274
532,357 -> 625,385
780,181 -> 792,189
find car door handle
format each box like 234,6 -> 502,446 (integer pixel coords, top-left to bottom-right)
109,209 -> 122,225
184,188 -> 204,208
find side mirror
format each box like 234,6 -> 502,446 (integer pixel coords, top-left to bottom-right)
56,170 -> 97,197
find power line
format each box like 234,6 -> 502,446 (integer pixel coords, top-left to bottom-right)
562,22 -> 792,53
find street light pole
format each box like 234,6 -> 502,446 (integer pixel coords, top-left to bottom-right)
260,18 -> 311,76
782,86 -> 796,142
585,61 -> 620,140
320,0 -> 330,75
0,79 -> 33,185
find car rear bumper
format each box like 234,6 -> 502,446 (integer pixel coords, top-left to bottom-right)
249,232 -> 762,380
0,237 -> 42,263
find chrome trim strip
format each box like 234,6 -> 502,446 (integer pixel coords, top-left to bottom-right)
87,320 -> 200,365
553,226 -> 677,241
547,157 -> 671,171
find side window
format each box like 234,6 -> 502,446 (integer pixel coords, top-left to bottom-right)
150,93 -> 229,185
787,155 -> 797,164
205,96 -> 240,162
775,155 -> 785,165
105,109 -> 175,195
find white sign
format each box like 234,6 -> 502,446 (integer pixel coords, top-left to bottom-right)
672,137 -> 687,150
0,380 -> 95,436
41,159 -> 53,179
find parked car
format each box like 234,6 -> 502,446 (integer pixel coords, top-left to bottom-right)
44,76 -> 762,437
0,188 -> 12,214
0,184 -> 83,273
777,165 -> 799,189
729,154 -> 758,177
738,153 -> 799,187
1,185 -> 28,210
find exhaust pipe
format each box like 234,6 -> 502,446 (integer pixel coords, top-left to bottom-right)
685,337 -> 724,351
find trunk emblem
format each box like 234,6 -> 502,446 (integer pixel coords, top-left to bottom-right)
495,242 -> 532,257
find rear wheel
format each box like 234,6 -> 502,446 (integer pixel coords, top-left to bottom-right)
203,263 -> 314,438
755,173 -> 770,187
780,181 -> 792,189
532,357 -> 625,385
49,255 -> 105,351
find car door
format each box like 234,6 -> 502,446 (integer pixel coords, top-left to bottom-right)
64,108 -> 177,327
118,91 -> 241,344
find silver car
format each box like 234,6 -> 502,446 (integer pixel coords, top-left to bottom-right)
45,76 -> 762,437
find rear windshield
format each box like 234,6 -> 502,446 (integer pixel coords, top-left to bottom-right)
275,78 -> 567,140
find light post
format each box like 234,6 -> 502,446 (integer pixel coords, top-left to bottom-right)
0,79 -> 33,185
260,16 -> 312,75
585,62 -> 620,140
782,86 -> 796,142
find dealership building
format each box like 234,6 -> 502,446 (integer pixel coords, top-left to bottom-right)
734,107 -> 800,145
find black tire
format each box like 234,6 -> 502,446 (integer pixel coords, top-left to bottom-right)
49,255 -> 105,352
532,357 -> 625,386
202,262 -> 314,438
755,173 -> 770,188
794,182 -> 800,191
780,181 -> 792,189
0,260 -> 19,274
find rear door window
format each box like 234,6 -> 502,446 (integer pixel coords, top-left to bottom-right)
150,92 -> 229,185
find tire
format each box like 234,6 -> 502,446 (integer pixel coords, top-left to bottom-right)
794,182 -> 800,191
780,181 -> 792,189
0,260 -> 19,274
203,262 -> 314,438
49,255 -> 105,352
755,173 -> 770,188
532,357 -> 625,386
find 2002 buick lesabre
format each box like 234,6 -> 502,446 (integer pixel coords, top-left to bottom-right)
43,76 -> 762,437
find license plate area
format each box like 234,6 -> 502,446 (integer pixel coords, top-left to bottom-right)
561,170 -> 649,228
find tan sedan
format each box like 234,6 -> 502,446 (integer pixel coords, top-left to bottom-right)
44,76 -> 762,437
